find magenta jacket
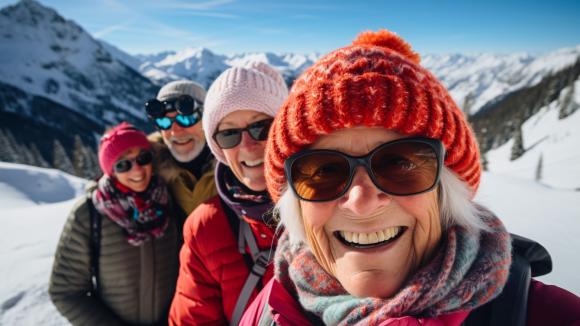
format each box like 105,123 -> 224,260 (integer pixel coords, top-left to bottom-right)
240,279 -> 580,326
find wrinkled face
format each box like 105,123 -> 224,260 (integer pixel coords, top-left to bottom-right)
218,110 -> 271,191
160,111 -> 206,162
113,147 -> 153,192
299,127 -> 442,299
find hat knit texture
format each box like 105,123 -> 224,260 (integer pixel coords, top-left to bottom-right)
203,61 -> 289,163
98,122 -> 152,176
157,80 -> 206,103
265,29 -> 481,202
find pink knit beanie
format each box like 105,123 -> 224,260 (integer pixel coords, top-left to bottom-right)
203,61 -> 289,163
98,122 -> 152,176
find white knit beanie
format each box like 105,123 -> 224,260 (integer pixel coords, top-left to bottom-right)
203,61 -> 289,163
157,80 -> 206,103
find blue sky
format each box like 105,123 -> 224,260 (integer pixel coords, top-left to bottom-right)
3,0 -> 580,56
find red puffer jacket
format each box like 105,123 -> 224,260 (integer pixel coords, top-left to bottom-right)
240,279 -> 580,326
169,195 -> 276,325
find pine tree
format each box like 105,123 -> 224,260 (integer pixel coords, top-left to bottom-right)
510,123 -> 525,161
21,144 -> 37,166
53,139 -> 75,174
0,129 -> 20,163
30,143 -> 50,168
559,83 -> 578,120
72,135 -> 89,177
85,145 -> 101,179
481,151 -> 489,171
462,92 -> 475,117
535,154 -> 544,182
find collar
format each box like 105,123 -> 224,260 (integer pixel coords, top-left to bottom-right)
176,144 -> 213,180
215,162 -> 273,222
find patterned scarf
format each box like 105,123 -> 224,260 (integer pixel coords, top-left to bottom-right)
223,165 -> 270,204
274,210 -> 511,325
92,174 -> 170,246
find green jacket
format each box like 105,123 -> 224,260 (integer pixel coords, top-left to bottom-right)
48,184 -> 180,326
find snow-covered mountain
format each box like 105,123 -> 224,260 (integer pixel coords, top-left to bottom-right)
1,161 -> 579,324
0,0 -> 158,160
0,0 -> 579,191
135,45 -> 580,117
423,48 -> 580,115
134,47 -> 321,88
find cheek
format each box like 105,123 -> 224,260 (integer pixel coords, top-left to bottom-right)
114,173 -> 129,187
397,193 -> 441,268
144,165 -> 153,179
300,201 -> 335,229
192,124 -> 205,139
223,148 -> 243,175
300,201 -> 338,274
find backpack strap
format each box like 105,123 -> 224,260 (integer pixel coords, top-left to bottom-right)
463,233 -> 552,326
219,198 -> 272,326
86,192 -> 101,296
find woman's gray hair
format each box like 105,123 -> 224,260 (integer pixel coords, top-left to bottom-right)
274,166 -> 490,245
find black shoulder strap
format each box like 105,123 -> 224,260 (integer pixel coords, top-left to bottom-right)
86,193 -> 101,295
463,233 -> 552,326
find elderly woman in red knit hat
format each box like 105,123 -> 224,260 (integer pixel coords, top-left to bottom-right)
240,30 -> 580,326
49,122 -> 181,325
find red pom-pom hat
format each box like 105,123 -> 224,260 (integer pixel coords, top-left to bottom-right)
265,29 -> 481,202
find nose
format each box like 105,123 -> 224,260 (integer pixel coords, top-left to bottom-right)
129,161 -> 145,173
338,166 -> 391,216
238,130 -> 260,149
169,119 -> 186,134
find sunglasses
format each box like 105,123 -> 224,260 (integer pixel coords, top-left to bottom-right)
284,137 -> 444,202
145,95 -> 203,130
113,151 -> 153,174
213,118 -> 274,149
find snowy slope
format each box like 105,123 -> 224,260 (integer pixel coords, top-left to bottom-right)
486,79 -> 580,190
0,162 -> 86,326
0,162 -> 579,325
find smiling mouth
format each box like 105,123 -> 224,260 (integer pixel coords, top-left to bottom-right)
172,139 -> 193,145
334,226 -> 407,249
242,159 -> 264,168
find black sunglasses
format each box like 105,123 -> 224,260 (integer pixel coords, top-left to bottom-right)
145,95 -> 203,130
113,151 -> 154,174
284,137 -> 444,202
213,118 -> 274,149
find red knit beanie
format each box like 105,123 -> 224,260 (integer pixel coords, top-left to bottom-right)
98,122 -> 152,176
265,29 -> 481,202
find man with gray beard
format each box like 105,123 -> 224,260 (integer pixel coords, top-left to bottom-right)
145,80 -> 217,221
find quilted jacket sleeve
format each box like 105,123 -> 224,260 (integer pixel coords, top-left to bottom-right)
169,201 -> 227,326
48,197 -> 126,326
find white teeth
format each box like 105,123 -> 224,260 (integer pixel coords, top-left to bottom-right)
339,227 -> 401,245
243,159 -> 263,167
358,233 -> 369,244
171,137 -> 193,145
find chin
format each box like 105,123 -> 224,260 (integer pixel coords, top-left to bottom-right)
343,273 -> 402,299
242,178 -> 267,192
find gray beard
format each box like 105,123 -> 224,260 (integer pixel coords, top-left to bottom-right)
166,138 -> 206,163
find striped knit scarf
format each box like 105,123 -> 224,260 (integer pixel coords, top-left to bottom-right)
274,211 -> 511,325
92,174 -> 170,246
